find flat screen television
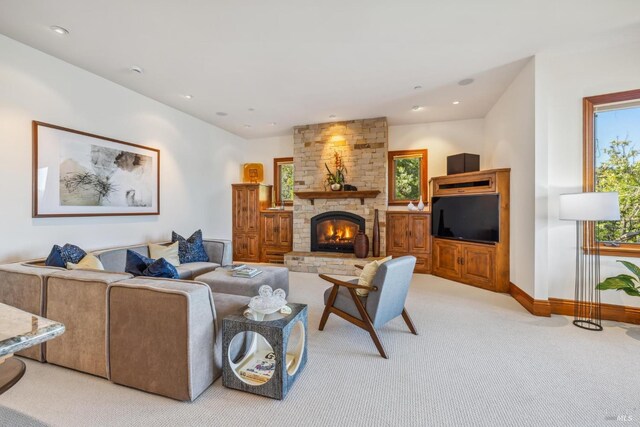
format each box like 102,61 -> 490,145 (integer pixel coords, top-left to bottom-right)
431,194 -> 500,244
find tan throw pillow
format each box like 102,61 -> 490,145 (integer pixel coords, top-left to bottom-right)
67,254 -> 104,271
356,256 -> 392,296
149,242 -> 181,266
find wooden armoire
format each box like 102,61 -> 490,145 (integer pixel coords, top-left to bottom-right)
232,184 -> 271,262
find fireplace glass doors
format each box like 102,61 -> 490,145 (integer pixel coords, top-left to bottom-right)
310,211 -> 365,253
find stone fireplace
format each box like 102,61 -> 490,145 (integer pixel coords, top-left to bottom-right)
285,117 -> 388,274
310,211 -> 365,253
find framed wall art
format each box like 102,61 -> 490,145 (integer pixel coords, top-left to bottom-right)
32,121 -> 160,217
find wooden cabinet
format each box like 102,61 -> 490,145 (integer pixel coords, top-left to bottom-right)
430,168 -> 510,292
386,212 -> 431,273
433,239 -> 496,290
260,211 -> 293,263
232,184 -> 271,262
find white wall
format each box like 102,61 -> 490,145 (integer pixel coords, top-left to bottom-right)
244,135 -> 295,186
483,59 -> 536,297
535,35 -> 640,308
0,35 -> 247,263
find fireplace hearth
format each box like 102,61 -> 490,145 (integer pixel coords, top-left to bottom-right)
310,211 -> 365,253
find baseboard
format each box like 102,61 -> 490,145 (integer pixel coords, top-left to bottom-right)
548,298 -> 640,325
509,282 -> 551,317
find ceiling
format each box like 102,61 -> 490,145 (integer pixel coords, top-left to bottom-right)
1,0 -> 639,139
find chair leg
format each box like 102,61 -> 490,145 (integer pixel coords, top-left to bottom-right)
402,308 -> 418,335
348,288 -> 388,359
319,285 -> 339,331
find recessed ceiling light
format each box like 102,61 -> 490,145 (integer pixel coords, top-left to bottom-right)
452,101 -> 460,105
269,122 -> 277,126
411,106 -> 423,111
329,115 -> 336,119
216,112 -> 228,116
413,85 -> 422,90
458,78 -> 474,86
244,124 -> 252,128
50,25 -> 69,35
248,108 -> 255,112
129,66 -> 143,74
183,94 -> 193,99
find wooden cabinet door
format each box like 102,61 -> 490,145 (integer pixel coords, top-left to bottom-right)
387,214 -> 409,253
246,187 -> 260,233
233,187 -> 246,232
261,213 -> 278,246
409,215 -> 430,254
233,234 -> 247,260
432,239 -> 461,279
247,234 -> 260,260
277,213 -> 292,247
461,244 -> 495,288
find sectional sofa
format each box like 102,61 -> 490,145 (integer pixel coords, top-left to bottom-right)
0,238 -> 256,401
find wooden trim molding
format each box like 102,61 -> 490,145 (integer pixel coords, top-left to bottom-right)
549,298 -> 640,325
273,157 -> 293,207
509,283 -> 551,317
388,149 -> 428,206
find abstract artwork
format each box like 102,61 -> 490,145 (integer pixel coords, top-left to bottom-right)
33,121 -> 160,217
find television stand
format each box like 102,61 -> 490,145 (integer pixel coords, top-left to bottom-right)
430,169 -> 510,292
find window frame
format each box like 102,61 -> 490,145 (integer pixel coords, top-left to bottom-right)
387,149 -> 428,206
583,88 -> 640,258
273,157 -> 294,206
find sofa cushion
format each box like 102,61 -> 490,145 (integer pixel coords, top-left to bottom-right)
142,258 -> 180,279
95,245 -> 149,273
45,245 -> 66,267
125,250 -> 155,276
172,230 -> 209,263
175,262 -> 219,280
148,242 -> 180,266
45,244 -> 87,268
67,254 -> 105,271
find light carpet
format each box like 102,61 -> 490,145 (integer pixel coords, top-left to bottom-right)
1,272 -> 639,427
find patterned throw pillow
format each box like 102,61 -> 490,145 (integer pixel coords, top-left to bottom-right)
142,258 -> 179,279
125,250 -> 155,276
45,244 -> 87,267
171,230 -> 209,263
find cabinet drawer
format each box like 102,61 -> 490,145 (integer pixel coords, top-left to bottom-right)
261,247 -> 288,264
413,255 -> 431,274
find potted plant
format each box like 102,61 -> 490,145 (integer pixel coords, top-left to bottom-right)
596,260 -> 640,297
325,151 -> 347,191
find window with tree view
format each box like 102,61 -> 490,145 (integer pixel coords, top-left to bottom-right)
274,157 -> 294,206
585,89 -> 640,256
388,150 -> 427,205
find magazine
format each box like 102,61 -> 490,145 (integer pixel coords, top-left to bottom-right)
236,351 -> 296,384
232,267 -> 263,278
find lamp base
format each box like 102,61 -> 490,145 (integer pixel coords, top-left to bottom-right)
572,319 -> 603,331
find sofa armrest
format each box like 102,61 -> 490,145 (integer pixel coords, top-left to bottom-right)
203,239 -> 232,267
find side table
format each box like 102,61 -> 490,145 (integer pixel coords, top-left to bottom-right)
222,303 -> 307,400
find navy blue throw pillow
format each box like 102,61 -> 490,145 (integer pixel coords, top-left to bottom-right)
45,245 -> 66,267
142,258 -> 179,279
60,244 -> 87,264
172,230 -> 209,263
125,250 -> 155,276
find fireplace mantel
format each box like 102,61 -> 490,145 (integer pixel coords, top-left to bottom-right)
294,190 -> 381,205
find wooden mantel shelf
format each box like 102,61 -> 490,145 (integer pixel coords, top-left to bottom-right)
294,190 -> 381,205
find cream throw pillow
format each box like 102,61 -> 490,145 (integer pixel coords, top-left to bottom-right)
67,254 -> 104,271
149,242 -> 181,266
356,256 -> 392,296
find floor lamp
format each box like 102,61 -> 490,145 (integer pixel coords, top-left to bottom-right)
559,192 -> 620,331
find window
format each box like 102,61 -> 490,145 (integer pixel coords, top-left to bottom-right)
274,157 -> 294,206
584,89 -> 640,257
388,149 -> 428,206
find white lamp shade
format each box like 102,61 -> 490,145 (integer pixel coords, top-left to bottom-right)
559,192 -> 620,221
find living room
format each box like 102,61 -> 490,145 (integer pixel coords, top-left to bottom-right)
1,1 -> 639,426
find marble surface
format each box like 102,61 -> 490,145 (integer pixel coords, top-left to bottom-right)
0,303 -> 65,357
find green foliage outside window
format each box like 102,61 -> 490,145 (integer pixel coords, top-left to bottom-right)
595,138 -> 640,244
279,163 -> 294,201
394,157 -> 421,200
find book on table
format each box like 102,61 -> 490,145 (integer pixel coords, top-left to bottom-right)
232,267 -> 262,278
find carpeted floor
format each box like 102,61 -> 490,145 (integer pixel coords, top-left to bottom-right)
1,272 -> 638,427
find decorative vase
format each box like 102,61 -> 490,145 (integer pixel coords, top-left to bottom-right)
330,183 -> 342,191
354,230 -> 369,258
373,209 -> 380,257
407,201 -> 417,211
417,196 -> 425,211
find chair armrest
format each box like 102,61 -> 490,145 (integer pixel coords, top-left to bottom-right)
318,274 -> 378,292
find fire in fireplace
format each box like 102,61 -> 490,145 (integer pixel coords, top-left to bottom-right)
310,211 -> 365,253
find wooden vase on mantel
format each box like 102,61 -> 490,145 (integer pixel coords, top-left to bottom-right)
354,230 -> 369,259
372,209 -> 380,257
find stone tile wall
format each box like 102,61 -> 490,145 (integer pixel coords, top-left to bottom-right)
287,117 -> 388,273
